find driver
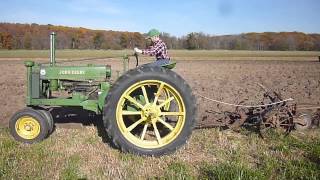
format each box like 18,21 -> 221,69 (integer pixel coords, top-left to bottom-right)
134,29 -> 170,67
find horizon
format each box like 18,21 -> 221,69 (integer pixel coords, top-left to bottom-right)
1,22 -> 319,38
0,0 -> 319,37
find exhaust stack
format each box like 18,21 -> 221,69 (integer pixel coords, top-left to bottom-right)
50,32 -> 56,66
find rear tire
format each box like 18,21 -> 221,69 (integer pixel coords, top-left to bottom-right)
9,108 -> 50,143
103,66 -> 196,156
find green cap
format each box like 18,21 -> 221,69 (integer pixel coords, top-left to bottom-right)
146,29 -> 160,38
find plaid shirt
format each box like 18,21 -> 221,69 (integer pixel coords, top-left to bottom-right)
142,39 -> 170,60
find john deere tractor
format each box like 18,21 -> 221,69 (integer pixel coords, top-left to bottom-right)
9,32 -> 196,156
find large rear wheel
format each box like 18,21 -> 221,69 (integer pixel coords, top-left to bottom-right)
103,66 -> 196,156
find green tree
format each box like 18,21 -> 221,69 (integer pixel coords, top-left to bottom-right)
24,33 -> 32,49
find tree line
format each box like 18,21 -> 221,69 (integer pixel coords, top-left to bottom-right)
1,23 -> 320,51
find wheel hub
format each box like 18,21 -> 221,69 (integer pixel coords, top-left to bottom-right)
15,116 -> 41,140
24,124 -> 32,131
142,104 -> 161,122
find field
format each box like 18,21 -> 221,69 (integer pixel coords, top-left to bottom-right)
1,49 -> 320,60
0,50 -> 320,179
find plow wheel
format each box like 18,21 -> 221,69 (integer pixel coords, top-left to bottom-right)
103,66 -> 196,156
259,108 -> 295,138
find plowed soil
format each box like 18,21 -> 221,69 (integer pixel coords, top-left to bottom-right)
0,58 -> 319,127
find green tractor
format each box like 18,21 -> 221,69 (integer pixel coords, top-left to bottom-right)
9,32 -> 196,156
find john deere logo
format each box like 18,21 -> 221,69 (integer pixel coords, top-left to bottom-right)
59,70 -> 85,75
40,69 -> 46,76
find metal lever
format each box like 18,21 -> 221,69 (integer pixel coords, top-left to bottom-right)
134,52 -> 139,67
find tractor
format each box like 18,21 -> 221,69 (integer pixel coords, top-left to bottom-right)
9,32 -> 196,156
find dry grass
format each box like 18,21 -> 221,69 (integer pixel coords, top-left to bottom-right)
1,125 -> 319,179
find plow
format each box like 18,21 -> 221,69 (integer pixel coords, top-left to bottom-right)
9,32 -> 319,156
197,84 -> 319,137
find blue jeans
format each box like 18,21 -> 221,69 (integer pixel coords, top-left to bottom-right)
143,59 -> 170,67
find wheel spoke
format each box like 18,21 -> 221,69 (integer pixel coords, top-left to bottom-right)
140,123 -> 148,140
158,97 -> 174,108
279,124 -> 294,126
153,83 -> 165,105
158,117 -> 174,131
152,122 -> 162,145
122,110 -> 142,115
126,118 -> 145,132
124,95 -> 144,109
279,119 -> 290,124
160,112 -> 184,116
141,85 -> 149,104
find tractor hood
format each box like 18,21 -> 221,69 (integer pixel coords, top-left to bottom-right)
39,64 -> 111,81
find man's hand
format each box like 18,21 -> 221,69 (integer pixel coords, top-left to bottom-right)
134,47 -> 142,54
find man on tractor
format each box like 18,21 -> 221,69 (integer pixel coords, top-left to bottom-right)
134,29 -> 171,67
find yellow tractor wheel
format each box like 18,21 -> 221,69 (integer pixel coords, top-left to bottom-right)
103,66 -> 196,156
9,108 -> 50,143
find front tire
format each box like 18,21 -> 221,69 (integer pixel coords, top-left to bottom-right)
39,109 -> 54,134
103,66 -> 196,156
9,108 -> 50,143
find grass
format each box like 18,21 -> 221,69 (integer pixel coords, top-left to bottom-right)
199,162 -> 265,180
60,155 -> 84,180
0,49 -> 319,61
0,125 -> 319,179
162,162 -> 194,179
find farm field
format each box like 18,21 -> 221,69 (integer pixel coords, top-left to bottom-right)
0,49 -> 320,60
0,50 -> 320,179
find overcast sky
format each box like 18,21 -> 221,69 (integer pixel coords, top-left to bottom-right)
0,0 -> 319,36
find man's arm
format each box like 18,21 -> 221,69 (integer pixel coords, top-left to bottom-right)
142,42 -> 163,56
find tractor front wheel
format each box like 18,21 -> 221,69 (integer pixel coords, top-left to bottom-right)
103,66 -> 196,156
9,108 -> 50,143
39,109 -> 54,134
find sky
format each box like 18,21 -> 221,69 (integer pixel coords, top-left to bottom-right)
0,0 -> 319,37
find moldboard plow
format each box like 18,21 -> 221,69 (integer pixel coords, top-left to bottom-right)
196,83 -> 319,137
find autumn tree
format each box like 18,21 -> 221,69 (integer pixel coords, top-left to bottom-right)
0,32 -> 13,49
93,32 -> 104,49
185,32 -> 198,49
1,23 -> 320,51
120,33 -> 129,48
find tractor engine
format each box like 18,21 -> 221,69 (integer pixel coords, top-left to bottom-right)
61,80 -> 100,94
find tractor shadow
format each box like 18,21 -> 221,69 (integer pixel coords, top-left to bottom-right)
49,107 -> 114,146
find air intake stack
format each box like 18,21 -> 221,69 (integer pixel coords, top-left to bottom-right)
50,32 -> 56,66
